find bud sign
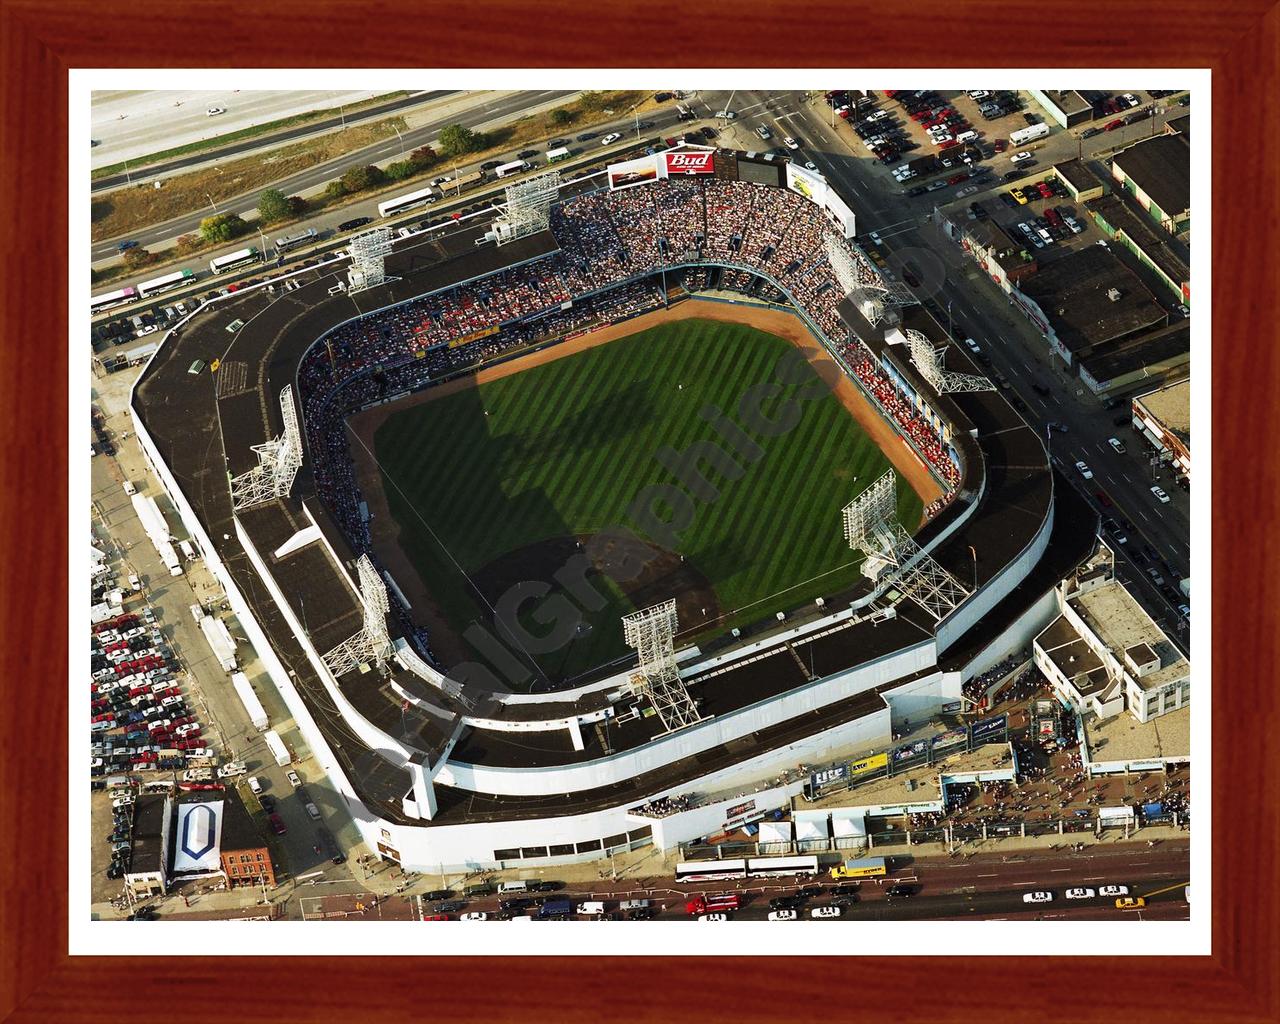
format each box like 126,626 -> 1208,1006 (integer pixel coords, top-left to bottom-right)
663,150 -> 715,175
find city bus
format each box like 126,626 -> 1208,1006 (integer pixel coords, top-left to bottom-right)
444,169 -> 485,194
493,160 -> 530,179
274,228 -> 318,253
91,286 -> 138,314
674,859 -> 747,884
136,269 -> 196,299
546,146 -> 570,164
745,855 -> 819,879
829,856 -> 887,880
209,246 -> 261,275
377,186 -> 439,218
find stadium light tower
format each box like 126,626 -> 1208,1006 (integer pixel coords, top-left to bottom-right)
322,554 -> 395,677
623,600 -> 704,734
842,470 -> 970,620
825,233 -> 913,327
229,385 -> 304,511
905,328 -> 996,394
503,169 -> 561,242
345,226 -> 399,295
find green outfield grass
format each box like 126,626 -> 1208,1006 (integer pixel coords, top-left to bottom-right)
373,318 -> 921,686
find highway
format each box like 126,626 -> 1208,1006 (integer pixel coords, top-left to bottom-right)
692,88 -> 1192,649
91,91 -> 455,190
91,90 -> 579,261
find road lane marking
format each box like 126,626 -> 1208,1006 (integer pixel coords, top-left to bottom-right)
1050,868 -> 1070,872
977,873 -> 997,877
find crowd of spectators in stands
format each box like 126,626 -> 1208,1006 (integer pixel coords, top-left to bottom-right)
628,793 -> 693,819
293,174 -> 969,657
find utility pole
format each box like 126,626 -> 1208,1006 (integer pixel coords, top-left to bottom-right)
393,125 -> 406,158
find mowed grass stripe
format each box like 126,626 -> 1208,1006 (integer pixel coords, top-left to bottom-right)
372,317 -> 921,681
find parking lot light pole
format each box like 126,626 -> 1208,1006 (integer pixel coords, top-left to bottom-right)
393,125 -> 405,157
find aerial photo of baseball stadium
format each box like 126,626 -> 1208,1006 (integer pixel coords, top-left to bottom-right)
85,80 -> 1196,938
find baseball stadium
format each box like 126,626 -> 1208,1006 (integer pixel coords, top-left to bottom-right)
130,146 -> 1098,871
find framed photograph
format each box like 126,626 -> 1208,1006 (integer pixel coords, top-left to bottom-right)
2,4 -> 1273,1021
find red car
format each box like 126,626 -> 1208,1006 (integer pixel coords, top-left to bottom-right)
939,139 -> 959,150
92,712 -> 114,723
269,813 -> 288,835
171,716 -> 195,728
1104,118 -> 1124,132
1038,183 -> 1054,198
947,172 -> 969,185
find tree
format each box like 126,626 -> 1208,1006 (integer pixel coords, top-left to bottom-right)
324,181 -> 347,200
257,188 -> 290,224
174,233 -> 202,255
199,213 -> 248,244
384,160 -> 416,182
121,247 -> 153,269
550,107 -> 574,126
438,123 -> 479,157
579,90 -> 605,111
286,195 -> 307,216
408,145 -> 437,167
340,164 -> 384,193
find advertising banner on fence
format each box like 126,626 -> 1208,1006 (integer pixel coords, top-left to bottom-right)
971,714 -> 1008,741
942,701 -> 963,713
608,154 -> 661,191
932,728 -> 968,750
662,149 -> 715,175
848,753 -> 888,777
448,325 -> 500,349
893,739 -> 928,763
810,765 -> 849,790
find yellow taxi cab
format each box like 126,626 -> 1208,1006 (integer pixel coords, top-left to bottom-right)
1115,897 -> 1146,910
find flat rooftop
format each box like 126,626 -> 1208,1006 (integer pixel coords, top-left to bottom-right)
129,794 -> 167,874
1135,378 -> 1190,447
1053,157 -> 1104,195
1166,115 -> 1190,141
1070,580 -> 1189,693
1085,193 -> 1190,290
1083,704 -> 1190,764
1113,134 -> 1190,218
1018,243 -> 1168,354
1037,90 -> 1092,117
1077,320 -> 1190,386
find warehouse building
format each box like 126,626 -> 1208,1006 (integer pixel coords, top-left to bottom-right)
1053,158 -> 1108,203
1111,134 -> 1190,236
1029,90 -> 1094,128
1133,378 -> 1191,481
1011,244 -> 1168,366
1086,193 -> 1191,306
1077,321 -> 1190,396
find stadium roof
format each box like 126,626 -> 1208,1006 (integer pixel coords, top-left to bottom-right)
1112,134 -> 1191,217
134,172 -> 1069,827
1017,244 -> 1168,354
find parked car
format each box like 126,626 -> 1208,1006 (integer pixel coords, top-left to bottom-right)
768,910 -> 798,921
599,133 -> 622,146
810,905 -> 842,919
1065,888 -> 1096,900
1022,891 -> 1054,904
205,107 -> 226,116
268,813 -> 287,835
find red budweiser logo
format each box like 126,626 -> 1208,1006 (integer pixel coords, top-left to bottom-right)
664,151 -> 714,174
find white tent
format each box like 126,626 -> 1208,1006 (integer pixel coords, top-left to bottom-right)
757,820 -> 793,845
793,815 -> 829,843
831,810 -> 868,839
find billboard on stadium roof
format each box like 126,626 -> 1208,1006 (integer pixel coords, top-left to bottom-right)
823,188 -> 858,239
786,162 -> 826,203
662,149 -> 715,175
608,154 -> 661,191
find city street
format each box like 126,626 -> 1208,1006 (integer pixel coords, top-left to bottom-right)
691,88 -> 1191,648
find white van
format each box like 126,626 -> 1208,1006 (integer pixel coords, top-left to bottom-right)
122,480 -> 137,496
247,776 -> 263,795
576,901 -> 606,916
497,880 -> 529,895
955,130 -> 978,144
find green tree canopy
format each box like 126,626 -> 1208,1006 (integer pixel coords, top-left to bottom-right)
199,213 -> 248,244
340,165 -> 384,192
550,108 -> 574,125
257,188 -> 290,224
438,123 -> 481,157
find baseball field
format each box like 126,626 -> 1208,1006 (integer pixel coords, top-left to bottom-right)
369,316 -> 923,687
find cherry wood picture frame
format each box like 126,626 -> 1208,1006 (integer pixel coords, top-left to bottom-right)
1,2 -> 1275,1020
